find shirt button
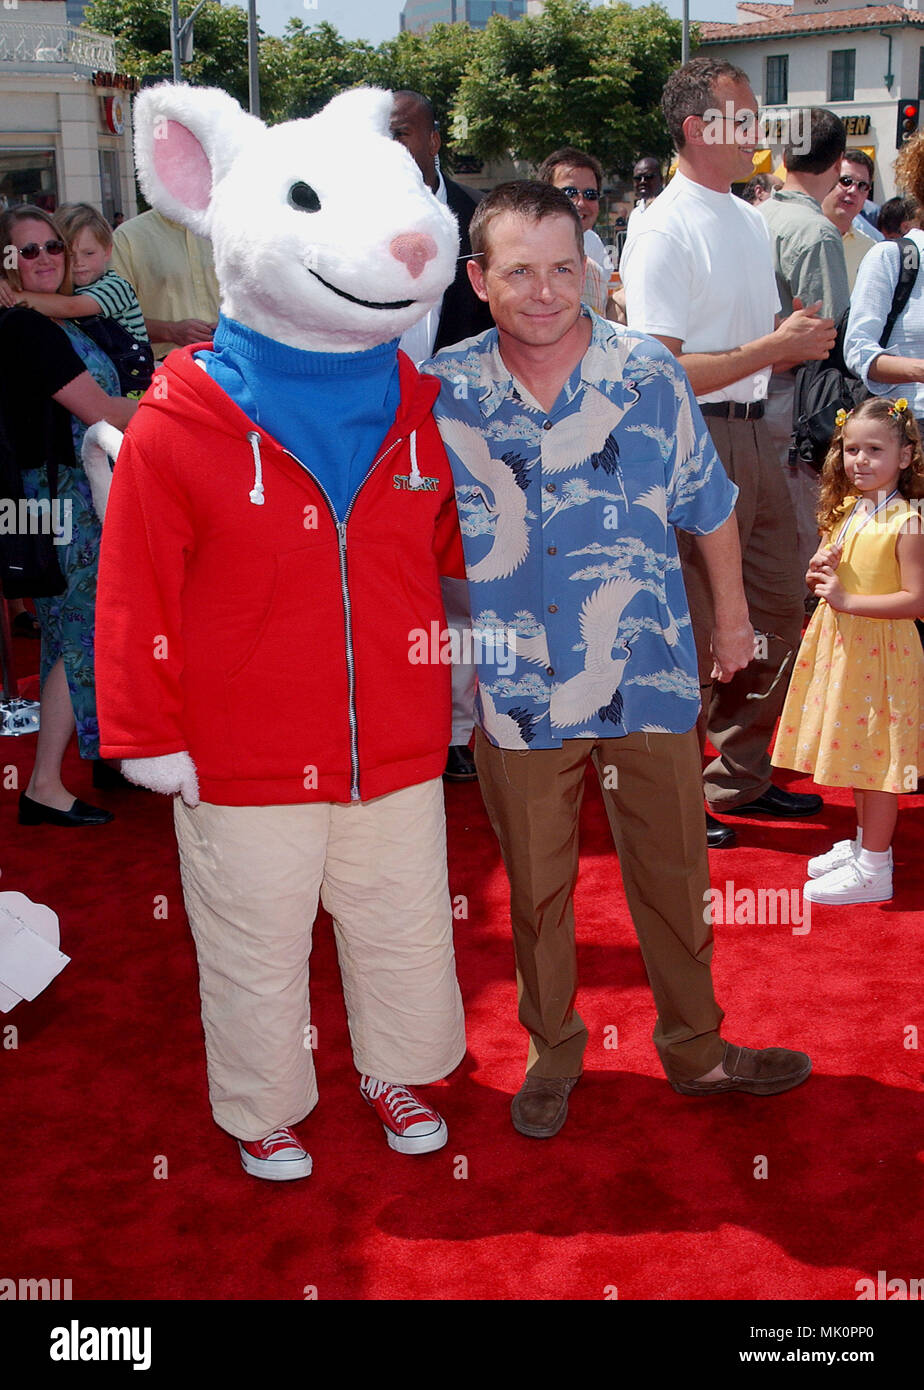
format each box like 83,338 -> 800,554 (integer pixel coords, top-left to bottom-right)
543,420 -> 553,430
545,482 -> 556,493
547,666 -> 555,676
547,546 -> 557,555
548,604 -> 558,613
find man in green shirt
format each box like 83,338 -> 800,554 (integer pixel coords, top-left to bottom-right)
761,107 -> 848,580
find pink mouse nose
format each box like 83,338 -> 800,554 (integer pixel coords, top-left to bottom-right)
390,233 -> 438,279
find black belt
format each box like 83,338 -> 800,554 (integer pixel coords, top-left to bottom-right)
699,400 -> 765,420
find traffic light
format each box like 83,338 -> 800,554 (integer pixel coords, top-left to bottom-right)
896,98 -> 920,149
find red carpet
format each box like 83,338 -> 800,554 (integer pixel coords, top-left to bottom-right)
2,631 -> 923,1304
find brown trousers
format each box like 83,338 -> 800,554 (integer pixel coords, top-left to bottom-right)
680,415 -> 805,809
474,728 -> 725,1084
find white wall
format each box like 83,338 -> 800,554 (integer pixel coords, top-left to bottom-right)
706,27 -> 924,200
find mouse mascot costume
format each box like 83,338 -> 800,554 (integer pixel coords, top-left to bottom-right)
92,84 -> 467,1180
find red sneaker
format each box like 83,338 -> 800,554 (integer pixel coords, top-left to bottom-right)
238,1127 -> 312,1181
360,1076 -> 448,1154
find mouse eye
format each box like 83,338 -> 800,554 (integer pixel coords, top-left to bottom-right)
288,181 -> 321,213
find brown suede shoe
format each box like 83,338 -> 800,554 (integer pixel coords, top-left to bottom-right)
670,1042 -> 811,1097
511,1075 -> 579,1138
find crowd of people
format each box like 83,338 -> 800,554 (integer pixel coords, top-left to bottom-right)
2,61 -> 922,1174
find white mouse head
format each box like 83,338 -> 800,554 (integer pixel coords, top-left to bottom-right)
133,84 -> 460,352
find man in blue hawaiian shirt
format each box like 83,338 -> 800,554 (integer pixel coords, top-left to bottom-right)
424,181 -> 812,1138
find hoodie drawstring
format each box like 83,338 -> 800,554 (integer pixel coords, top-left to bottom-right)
248,427 -> 423,504
408,429 -> 424,489
247,431 -> 265,505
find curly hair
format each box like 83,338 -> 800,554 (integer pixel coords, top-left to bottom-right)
818,396 -> 924,534
895,132 -> 924,204
0,204 -> 72,295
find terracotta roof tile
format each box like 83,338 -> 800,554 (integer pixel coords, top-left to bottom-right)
737,3 -> 793,15
700,4 -> 924,41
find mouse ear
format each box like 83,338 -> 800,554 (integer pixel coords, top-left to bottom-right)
132,83 -> 261,237
311,86 -> 395,140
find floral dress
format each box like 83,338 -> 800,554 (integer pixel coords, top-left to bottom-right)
772,497 -> 924,792
22,321 -> 120,760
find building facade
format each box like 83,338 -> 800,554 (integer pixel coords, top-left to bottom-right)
699,1 -> 924,201
400,1 -> 533,34
0,0 -> 136,221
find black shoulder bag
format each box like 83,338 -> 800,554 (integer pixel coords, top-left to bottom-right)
0,308 -> 67,598
791,236 -> 921,471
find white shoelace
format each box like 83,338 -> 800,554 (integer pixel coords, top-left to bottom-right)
362,1078 -> 431,1122
257,1128 -> 299,1151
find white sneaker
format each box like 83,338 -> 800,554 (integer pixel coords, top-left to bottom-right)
807,840 -> 892,879
803,859 -> 893,905
238,1127 -> 313,1181
807,839 -> 858,878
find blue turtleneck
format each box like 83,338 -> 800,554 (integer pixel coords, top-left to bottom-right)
196,315 -> 401,520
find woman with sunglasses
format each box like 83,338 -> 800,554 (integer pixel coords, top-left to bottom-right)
844,138 -> 924,433
0,205 -> 136,826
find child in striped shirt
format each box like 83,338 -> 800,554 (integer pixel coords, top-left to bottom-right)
0,203 -> 153,395
2,203 -> 149,346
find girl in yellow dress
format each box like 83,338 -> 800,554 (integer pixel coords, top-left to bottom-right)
772,397 -> 924,905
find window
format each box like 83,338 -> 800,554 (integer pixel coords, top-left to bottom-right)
830,49 -> 855,102
0,150 -> 57,211
766,55 -> 788,106
98,148 -> 120,226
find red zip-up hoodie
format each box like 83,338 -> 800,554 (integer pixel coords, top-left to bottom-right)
95,345 -> 465,805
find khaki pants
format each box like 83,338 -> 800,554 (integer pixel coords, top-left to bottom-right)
174,779 -> 466,1141
474,729 -> 725,1085
680,415 -> 805,809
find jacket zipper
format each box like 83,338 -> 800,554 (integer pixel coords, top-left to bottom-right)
282,433 -> 406,802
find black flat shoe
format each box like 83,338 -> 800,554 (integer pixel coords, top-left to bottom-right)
721,784 -> 823,819
18,792 -> 114,827
706,811 -> 737,848
11,611 -> 41,638
443,744 -> 477,782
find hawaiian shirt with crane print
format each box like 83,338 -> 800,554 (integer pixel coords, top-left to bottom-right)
424,309 -> 738,749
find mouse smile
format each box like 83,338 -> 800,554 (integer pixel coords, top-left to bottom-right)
307,267 -> 415,311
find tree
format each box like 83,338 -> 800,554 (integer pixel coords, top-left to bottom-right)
451,0 -> 684,174
83,0 -> 290,122
279,19 -> 379,120
365,23 -> 482,161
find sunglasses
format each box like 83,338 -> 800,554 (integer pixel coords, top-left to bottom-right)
838,175 -> 871,194
560,186 -> 600,201
17,239 -> 66,260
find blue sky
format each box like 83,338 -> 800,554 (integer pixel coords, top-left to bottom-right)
255,0 -> 744,44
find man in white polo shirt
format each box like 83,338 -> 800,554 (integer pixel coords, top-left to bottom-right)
621,56 -> 836,846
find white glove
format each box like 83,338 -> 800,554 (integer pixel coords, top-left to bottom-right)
121,752 -> 200,808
